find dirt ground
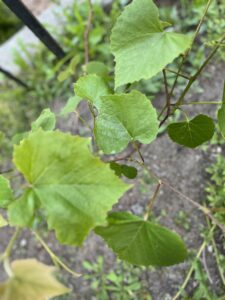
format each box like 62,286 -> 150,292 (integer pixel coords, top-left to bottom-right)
0,60 -> 224,299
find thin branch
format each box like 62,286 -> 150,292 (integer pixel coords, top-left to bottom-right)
159,33 -> 225,127
172,225 -> 215,300
201,248 -> 213,284
144,181 -> 162,220
162,180 -> 225,233
170,101 -> 222,106
158,0 -> 214,122
0,228 -> 21,263
169,0 -> 213,99
165,68 -> 190,80
33,231 -> 81,277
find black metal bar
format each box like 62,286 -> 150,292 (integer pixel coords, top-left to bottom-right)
2,0 -> 66,59
0,67 -> 29,88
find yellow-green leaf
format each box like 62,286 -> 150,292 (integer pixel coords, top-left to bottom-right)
0,259 -> 70,300
0,214 -> 7,228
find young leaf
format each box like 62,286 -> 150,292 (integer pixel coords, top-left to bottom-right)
10,130 -> 130,245
0,259 -> 70,300
111,0 -> 192,88
110,162 -> 138,179
167,114 -> 215,148
74,74 -> 110,109
0,214 -> 7,228
8,190 -> 38,227
0,175 -> 13,208
31,108 -> 56,131
95,90 -> 159,154
95,212 -> 187,266
84,61 -> 109,78
60,96 -> 82,117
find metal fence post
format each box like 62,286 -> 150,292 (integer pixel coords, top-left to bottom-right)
2,0 -> 66,59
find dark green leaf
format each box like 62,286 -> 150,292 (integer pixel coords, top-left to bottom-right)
167,114 -> 215,148
95,212 -> 187,266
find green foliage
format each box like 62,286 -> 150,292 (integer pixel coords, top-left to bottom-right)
110,162 -> 137,179
59,96 -> 82,117
95,91 -> 159,154
74,74 -> 110,109
31,108 -> 56,131
9,130 -> 130,245
0,176 -> 13,209
75,76 -> 159,153
205,155 -> 225,223
168,114 -> 215,148
191,260 -> 217,300
0,0 -> 225,298
111,0 -> 192,88
0,215 -> 7,228
83,256 -> 152,300
95,212 -> 187,266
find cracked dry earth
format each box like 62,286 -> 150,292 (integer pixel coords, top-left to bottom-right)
0,61 -> 225,299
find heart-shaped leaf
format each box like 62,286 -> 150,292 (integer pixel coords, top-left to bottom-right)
167,114 -> 215,148
95,212 -> 187,266
111,0 -> 192,88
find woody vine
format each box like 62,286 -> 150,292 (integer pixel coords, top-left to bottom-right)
0,0 -> 225,299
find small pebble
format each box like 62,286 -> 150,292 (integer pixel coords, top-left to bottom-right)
20,239 -> 27,247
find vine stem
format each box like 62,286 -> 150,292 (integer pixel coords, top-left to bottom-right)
158,0 -> 214,123
144,181 -> 162,221
0,227 -> 21,277
162,180 -> 225,233
172,225 -> 215,300
205,215 -> 225,285
170,0 -> 213,98
139,165 -> 225,233
0,228 -> 21,263
33,231 -> 81,278
160,33 -> 225,127
171,101 -> 222,106
133,142 -> 144,164
165,68 -> 190,80
173,33 -> 225,110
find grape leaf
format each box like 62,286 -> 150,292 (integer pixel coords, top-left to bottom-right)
8,190 -> 38,227
0,259 -> 70,300
0,214 -> 7,228
31,108 -> 56,131
167,114 -> 215,148
110,162 -> 138,179
10,130 -> 130,245
111,0 -> 192,88
0,176 -> 13,209
95,212 -> 187,266
95,90 -> 159,154
60,96 -> 82,117
74,74 -> 110,109
84,61 -> 109,78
